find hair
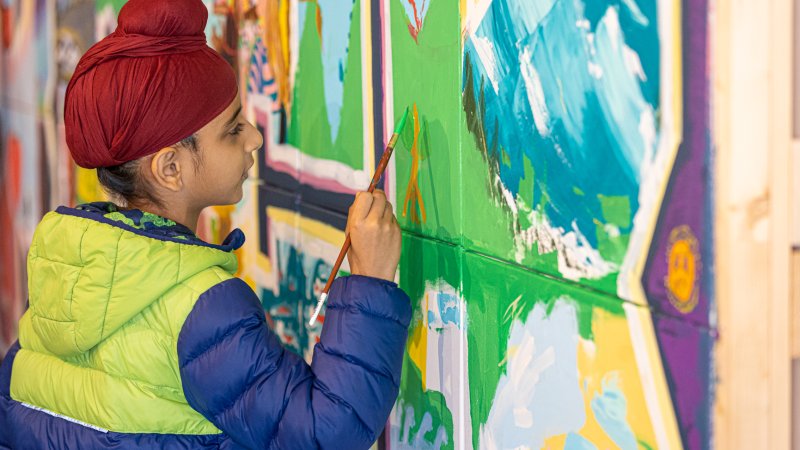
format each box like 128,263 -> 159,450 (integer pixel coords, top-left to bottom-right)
96,134 -> 200,208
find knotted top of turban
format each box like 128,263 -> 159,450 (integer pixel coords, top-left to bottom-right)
65,0 -> 237,169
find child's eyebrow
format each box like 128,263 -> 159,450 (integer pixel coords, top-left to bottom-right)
223,106 -> 242,129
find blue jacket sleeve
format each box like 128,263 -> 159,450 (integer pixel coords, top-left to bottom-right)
0,342 -> 20,449
177,275 -> 411,450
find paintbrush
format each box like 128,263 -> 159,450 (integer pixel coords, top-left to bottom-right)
308,106 -> 411,326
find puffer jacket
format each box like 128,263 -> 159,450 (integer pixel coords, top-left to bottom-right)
0,204 -> 411,449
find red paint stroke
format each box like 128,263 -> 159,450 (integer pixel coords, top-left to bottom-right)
315,3 -> 323,45
2,6 -> 11,49
1,133 -> 22,347
7,134 -> 21,207
0,195 -> 16,346
406,0 -> 422,43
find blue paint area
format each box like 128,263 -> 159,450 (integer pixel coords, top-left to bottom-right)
425,290 -> 460,328
317,0 -> 356,142
590,375 -> 638,450
463,0 -> 659,246
438,291 -> 460,326
565,433 -> 599,450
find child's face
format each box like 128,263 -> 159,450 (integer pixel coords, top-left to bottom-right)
183,96 -> 263,207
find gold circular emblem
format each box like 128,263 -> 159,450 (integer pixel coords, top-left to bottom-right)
664,225 -> 701,313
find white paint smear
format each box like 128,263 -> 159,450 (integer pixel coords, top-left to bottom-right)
520,47 -> 551,137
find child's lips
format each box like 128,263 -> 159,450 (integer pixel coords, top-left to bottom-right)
242,164 -> 254,180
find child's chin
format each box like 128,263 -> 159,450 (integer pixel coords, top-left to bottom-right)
231,186 -> 245,204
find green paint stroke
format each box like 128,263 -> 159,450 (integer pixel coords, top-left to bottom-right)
597,194 -> 632,229
396,353 -> 455,449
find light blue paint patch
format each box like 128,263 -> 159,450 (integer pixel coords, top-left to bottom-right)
316,0 -> 356,142
590,375 -> 638,450
464,0 -> 659,247
400,0 -> 430,30
479,298 -> 586,448
437,292 -> 460,326
297,2 -> 307,46
591,6 -> 654,182
565,433 -> 599,450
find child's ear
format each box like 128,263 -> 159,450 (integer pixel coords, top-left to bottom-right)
149,147 -> 183,192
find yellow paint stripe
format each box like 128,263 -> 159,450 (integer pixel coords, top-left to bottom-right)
625,2 -> 685,444
267,207 -> 345,247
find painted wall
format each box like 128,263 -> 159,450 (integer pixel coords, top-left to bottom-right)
0,0 -> 714,448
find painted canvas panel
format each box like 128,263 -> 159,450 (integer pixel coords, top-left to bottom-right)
388,237 -> 711,450
459,0 -> 683,301
462,252 -> 683,450
383,0 -> 463,243
249,0 -> 375,213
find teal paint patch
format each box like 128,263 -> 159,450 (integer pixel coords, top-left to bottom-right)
565,433 -> 599,450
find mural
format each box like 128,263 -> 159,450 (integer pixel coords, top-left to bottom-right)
383,0 -> 714,448
0,0 -> 56,355
0,0 -> 714,448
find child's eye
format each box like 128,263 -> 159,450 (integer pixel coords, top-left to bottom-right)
229,123 -> 244,136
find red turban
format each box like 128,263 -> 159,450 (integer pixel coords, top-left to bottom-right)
65,0 -> 237,169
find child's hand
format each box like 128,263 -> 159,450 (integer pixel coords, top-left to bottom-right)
346,190 -> 401,282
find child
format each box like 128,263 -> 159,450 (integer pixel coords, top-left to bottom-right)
0,0 -> 410,448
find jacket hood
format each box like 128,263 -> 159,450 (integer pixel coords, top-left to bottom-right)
20,208 -> 240,358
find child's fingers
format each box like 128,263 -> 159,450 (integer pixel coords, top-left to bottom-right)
367,190 -> 387,222
350,191 -> 374,221
382,200 -> 394,219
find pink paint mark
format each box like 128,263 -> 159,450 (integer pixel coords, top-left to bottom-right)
266,160 -> 301,180
298,173 -> 359,195
266,157 -> 360,195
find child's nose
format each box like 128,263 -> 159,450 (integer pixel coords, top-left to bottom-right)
248,125 -> 264,153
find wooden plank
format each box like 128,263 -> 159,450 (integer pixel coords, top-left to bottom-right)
768,0 -> 793,444
794,143 -> 800,246
794,251 -> 800,450
794,251 -> 800,360
794,358 -> 800,450
713,0 -> 769,446
713,0 -> 793,448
